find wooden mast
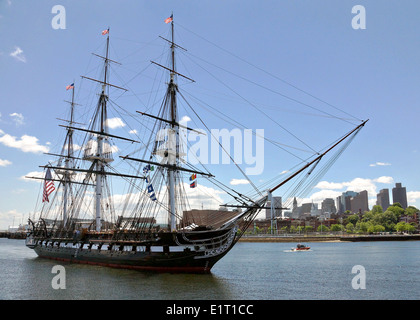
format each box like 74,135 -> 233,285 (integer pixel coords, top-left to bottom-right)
63,84 -> 75,227
168,15 -> 177,232
95,27 -> 110,232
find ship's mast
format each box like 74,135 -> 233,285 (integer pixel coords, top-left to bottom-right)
94,28 -> 111,232
63,85 -> 76,227
168,16 -> 177,232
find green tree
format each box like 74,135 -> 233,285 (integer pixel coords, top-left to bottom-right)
356,221 -> 373,233
346,222 -> 354,233
407,223 -> 416,233
371,205 -> 383,214
330,224 -> 344,232
395,221 -> 416,233
405,206 -> 419,216
367,224 -> 385,233
317,225 -> 329,232
347,214 -> 359,225
362,211 -> 374,222
387,203 -> 404,220
381,210 -> 399,231
304,226 -> 314,233
395,221 -> 407,233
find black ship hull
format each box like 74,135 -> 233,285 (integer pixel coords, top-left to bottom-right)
26,226 -> 238,273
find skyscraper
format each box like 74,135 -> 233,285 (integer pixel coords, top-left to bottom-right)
350,190 -> 369,214
376,189 -> 390,211
392,183 -> 408,209
321,198 -> 336,215
336,191 -> 358,214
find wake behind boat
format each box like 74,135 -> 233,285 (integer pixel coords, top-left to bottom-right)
25,15 -> 366,273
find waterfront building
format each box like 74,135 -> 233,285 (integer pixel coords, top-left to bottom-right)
321,198 -> 336,215
291,197 -> 300,219
376,189 -> 390,211
350,190 -> 369,214
336,191 -> 358,214
392,182 -> 408,209
310,202 -> 320,217
300,203 -> 313,215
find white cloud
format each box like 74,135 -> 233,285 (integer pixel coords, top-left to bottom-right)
9,112 -> 24,126
180,115 -> 191,123
129,129 -> 137,135
370,162 -> 391,167
63,143 -> 82,151
105,117 -> 125,129
309,189 -> 342,203
342,177 -> 378,195
315,181 -> 344,190
373,176 -> 394,184
316,177 -> 380,196
9,46 -> 26,63
0,159 -> 12,167
0,133 -> 49,154
230,178 -> 250,186
407,191 -> 420,205
20,171 -> 44,181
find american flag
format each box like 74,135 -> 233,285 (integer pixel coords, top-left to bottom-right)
42,168 -> 55,203
102,29 -> 109,35
66,83 -> 74,90
164,14 -> 173,24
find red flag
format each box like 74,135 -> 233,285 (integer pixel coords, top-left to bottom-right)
42,168 -> 55,203
102,29 -> 109,35
164,14 -> 173,24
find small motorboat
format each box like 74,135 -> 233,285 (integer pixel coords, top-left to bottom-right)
291,244 -> 311,251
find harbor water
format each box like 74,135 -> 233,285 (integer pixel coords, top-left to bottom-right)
1,238 -> 419,300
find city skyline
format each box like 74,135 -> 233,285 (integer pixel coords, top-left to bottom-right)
285,182 -> 412,220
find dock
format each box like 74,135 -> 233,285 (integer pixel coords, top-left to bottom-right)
0,231 -> 27,239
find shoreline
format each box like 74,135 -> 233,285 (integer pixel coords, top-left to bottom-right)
238,234 -> 420,243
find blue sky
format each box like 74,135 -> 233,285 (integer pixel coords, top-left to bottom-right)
1,0 -> 419,229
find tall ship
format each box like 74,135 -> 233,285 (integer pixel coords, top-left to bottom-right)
25,17 -> 367,273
